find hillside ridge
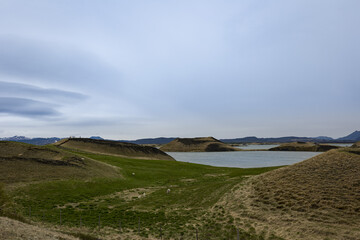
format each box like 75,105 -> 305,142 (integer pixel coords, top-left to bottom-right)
160,137 -> 239,152
55,138 -> 175,160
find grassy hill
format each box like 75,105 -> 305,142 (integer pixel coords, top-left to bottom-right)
0,141 -> 120,184
268,141 -> 339,152
222,148 -> 360,240
2,139 -> 359,239
54,138 -> 174,160
0,140 -> 281,240
159,137 -> 240,152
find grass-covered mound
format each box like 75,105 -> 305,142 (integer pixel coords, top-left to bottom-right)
254,148 -> 360,215
159,137 -> 239,152
54,138 -> 174,160
268,141 -> 338,152
0,141 -> 120,184
352,141 -> 360,148
222,148 -> 360,240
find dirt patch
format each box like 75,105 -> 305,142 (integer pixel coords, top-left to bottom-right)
204,173 -> 227,177
59,187 -> 162,209
0,216 -> 78,240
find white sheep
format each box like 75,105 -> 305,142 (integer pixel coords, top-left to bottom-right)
167,188 -> 171,194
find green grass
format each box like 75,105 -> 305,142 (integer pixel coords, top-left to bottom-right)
9,151 -> 282,239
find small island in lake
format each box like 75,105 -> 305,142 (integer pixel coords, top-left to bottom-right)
268,141 -> 339,152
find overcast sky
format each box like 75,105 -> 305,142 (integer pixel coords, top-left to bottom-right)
0,0 -> 359,139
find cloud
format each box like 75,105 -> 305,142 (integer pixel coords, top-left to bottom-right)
0,1 -> 359,138
0,81 -> 87,103
0,36 -> 122,93
0,97 -> 59,118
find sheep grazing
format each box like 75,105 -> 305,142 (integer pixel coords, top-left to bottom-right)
132,172 -> 135,176
167,189 -> 171,194
138,192 -> 146,198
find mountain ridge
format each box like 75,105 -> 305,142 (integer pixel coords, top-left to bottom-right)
1,130 -> 359,145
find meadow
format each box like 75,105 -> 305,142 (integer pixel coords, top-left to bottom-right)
4,149 -> 283,239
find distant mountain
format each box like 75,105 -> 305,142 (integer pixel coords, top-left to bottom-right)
120,137 -> 176,145
337,131 -> 360,141
0,136 -> 61,145
220,136 -> 317,144
2,131 -> 358,146
90,136 -> 104,140
314,136 -> 334,141
120,133 -> 357,145
221,135 -> 351,144
0,136 -> 30,141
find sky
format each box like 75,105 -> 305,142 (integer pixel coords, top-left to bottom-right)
0,0 -> 359,139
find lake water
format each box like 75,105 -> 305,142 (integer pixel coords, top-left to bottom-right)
234,144 -> 279,150
327,143 -> 353,147
235,143 -> 353,150
167,151 -> 320,168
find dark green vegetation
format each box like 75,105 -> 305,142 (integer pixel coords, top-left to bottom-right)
160,137 -> 240,152
268,141 -> 339,152
1,140 -> 282,239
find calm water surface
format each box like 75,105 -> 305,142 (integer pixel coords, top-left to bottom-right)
167,151 -> 320,168
234,144 -> 279,150
327,143 -> 353,147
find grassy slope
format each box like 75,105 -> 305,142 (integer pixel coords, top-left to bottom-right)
56,138 -> 174,161
6,149 -> 282,240
0,142 -> 121,184
222,148 -> 360,240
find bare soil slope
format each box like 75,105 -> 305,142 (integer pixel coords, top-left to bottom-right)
0,141 -> 120,184
159,137 -> 239,152
269,141 -> 339,152
0,217 -> 78,240
54,138 -> 174,160
221,148 -> 360,240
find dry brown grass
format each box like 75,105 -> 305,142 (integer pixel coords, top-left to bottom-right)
220,148 -> 360,240
55,138 -> 174,161
159,137 -> 240,152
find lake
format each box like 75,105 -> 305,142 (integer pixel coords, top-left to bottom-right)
327,143 -> 353,147
234,144 -> 279,150
167,151 -> 320,168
